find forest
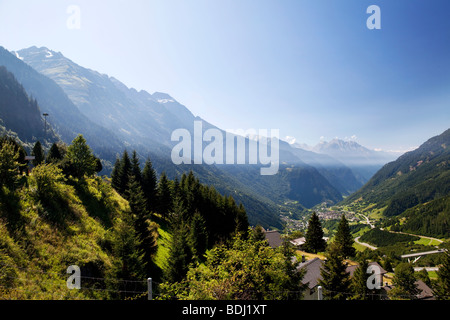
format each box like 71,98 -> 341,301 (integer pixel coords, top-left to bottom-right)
0,134 -> 250,299
358,228 -> 420,247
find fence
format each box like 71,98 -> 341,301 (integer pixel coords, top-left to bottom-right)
1,261 -> 449,300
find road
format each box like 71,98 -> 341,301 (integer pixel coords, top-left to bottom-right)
356,213 -> 375,229
354,236 -> 377,250
414,267 -> 439,272
380,228 -> 444,245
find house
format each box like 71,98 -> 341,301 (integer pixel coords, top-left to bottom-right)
290,237 -> 306,249
290,236 -> 329,250
297,259 -> 389,300
264,230 -> 283,248
297,256 -> 436,300
415,280 -> 435,300
346,261 -> 387,290
297,257 -> 324,300
382,280 -> 435,300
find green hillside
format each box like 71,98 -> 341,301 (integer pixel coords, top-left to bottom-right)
341,128 -> 450,238
0,65 -> 58,148
0,135 -> 247,299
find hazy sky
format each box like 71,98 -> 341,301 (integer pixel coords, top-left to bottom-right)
0,0 -> 449,152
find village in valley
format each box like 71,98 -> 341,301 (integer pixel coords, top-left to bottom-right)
266,202 -> 449,300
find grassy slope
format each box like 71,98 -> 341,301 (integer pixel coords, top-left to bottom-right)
0,175 -> 130,299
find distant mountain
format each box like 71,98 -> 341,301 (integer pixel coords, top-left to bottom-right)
1,46 -> 284,227
281,142 -> 363,195
0,65 -> 57,144
15,47 -> 359,194
311,139 -> 399,183
313,138 -> 396,166
0,46 -> 124,161
16,46 -> 198,149
1,45 -> 396,228
343,128 -> 450,236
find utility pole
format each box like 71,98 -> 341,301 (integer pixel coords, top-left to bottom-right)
43,113 -> 49,133
147,277 -> 153,300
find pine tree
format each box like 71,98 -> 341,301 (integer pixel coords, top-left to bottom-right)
115,150 -> 132,196
189,211 -> 208,259
434,253 -> 450,300
32,141 -> 45,166
334,214 -> 356,258
164,197 -> 192,283
46,142 -> 63,163
130,150 -> 142,184
110,157 -> 121,192
350,259 -> 370,300
278,241 -> 307,299
304,212 -> 327,254
0,141 -> 20,189
235,203 -> 249,237
141,158 -> 157,213
318,244 -> 351,300
127,175 -> 148,222
127,175 -> 158,273
250,225 -> 267,243
389,262 -> 420,299
94,156 -> 103,173
156,172 -> 172,218
65,134 -> 97,178
108,213 -> 146,299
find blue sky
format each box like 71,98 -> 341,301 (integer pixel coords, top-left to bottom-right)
0,0 -> 449,152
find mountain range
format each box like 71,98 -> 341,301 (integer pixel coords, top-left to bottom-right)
0,65 -> 58,146
0,45 -> 402,228
343,128 -> 450,237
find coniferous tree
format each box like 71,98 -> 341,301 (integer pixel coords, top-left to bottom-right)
2,137 -> 28,175
235,203 -> 249,237
130,150 -> 142,184
32,141 -> 45,166
65,134 -> 97,178
164,197 -> 192,283
94,157 -> 103,173
278,241 -> 307,299
108,213 -> 146,299
110,157 -> 121,192
127,175 -> 158,273
304,212 -> 327,253
389,262 -> 420,299
334,214 -> 356,258
141,158 -> 157,212
350,259 -> 370,300
250,225 -> 267,243
116,150 -> 132,196
434,253 -> 450,300
127,175 -> 148,222
189,211 -> 208,259
156,172 -> 172,218
416,268 -> 431,287
172,177 -> 181,200
0,141 -> 20,189
318,244 -> 351,300
46,142 -> 63,164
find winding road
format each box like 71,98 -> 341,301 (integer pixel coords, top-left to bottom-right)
354,236 -> 377,250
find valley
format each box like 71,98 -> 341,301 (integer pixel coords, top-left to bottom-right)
0,42 -> 449,302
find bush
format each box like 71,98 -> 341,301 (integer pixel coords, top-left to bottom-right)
31,163 -> 66,198
0,141 -> 20,189
30,163 -> 71,223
